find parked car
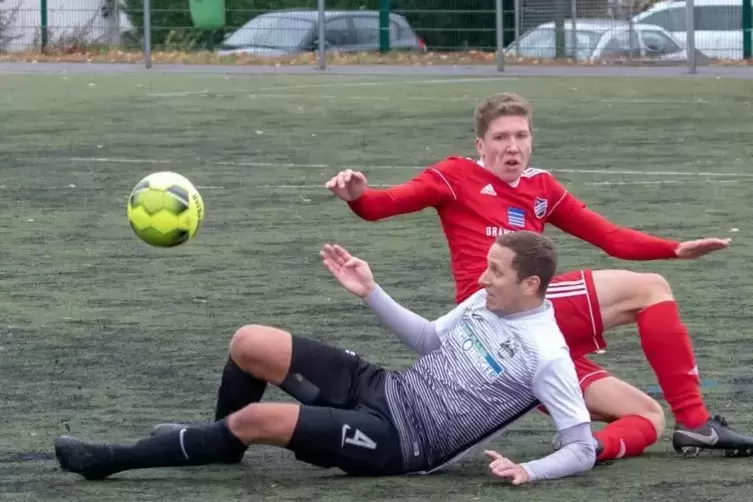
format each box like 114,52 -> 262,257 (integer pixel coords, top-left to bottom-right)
633,0 -> 744,60
217,9 -> 426,56
504,19 -> 708,63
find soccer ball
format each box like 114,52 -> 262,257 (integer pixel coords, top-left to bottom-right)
126,172 -> 205,247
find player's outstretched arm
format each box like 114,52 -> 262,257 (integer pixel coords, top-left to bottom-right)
325,168 -> 453,221
320,243 -> 442,355
512,357 -> 596,483
548,193 -> 730,260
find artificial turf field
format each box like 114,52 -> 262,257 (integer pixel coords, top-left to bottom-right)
1,72 -> 753,501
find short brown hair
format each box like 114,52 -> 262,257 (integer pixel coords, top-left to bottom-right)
475,92 -> 532,138
495,231 -> 557,295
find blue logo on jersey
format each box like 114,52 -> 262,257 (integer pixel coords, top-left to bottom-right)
507,207 -> 525,227
459,325 -> 504,381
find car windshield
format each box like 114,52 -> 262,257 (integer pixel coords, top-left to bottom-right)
510,28 -> 602,59
223,15 -> 315,49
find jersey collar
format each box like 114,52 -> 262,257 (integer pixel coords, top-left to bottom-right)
475,159 -> 521,188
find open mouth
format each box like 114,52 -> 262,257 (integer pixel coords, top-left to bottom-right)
504,159 -> 520,167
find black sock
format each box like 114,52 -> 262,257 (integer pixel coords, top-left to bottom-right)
107,419 -> 248,475
214,357 -> 268,421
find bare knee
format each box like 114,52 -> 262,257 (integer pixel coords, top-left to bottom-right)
227,402 -> 299,446
638,398 -> 666,439
638,272 -> 673,304
229,324 -> 292,384
584,376 -> 665,437
594,270 -> 674,329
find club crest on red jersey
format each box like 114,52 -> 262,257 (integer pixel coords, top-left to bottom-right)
534,197 -> 548,219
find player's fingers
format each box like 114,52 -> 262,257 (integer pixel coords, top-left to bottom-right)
320,244 -> 336,259
491,458 -> 514,470
343,257 -> 365,270
484,450 -> 504,461
491,466 -> 516,478
489,460 -> 506,471
333,244 -> 353,262
353,171 -> 366,183
321,259 -> 339,276
333,171 -> 348,189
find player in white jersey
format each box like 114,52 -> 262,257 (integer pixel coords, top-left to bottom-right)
54,231 -> 596,484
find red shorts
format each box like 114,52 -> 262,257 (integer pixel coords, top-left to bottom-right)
535,355 -> 611,415
546,269 -> 610,391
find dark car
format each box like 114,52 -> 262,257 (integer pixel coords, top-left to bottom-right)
217,9 -> 427,56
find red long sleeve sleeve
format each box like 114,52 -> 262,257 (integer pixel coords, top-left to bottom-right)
346,169 -> 454,221
548,194 -> 680,260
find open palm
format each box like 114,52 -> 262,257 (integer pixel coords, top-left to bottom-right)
320,244 -> 376,298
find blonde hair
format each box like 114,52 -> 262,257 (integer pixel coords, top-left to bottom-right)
475,92 -> 533,138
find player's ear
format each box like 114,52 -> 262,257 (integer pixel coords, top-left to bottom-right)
521,275 -> 541,296
475,136 -> 484,156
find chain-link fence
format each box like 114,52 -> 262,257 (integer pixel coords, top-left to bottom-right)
511,0 -> 751,63
1,0 -> 751,67
0,0 -> 130,52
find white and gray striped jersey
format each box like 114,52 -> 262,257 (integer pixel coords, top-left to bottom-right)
378,288 -> 592,474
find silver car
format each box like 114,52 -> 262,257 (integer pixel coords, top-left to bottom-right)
218,9 -> 427,56
505,19 -> 709,62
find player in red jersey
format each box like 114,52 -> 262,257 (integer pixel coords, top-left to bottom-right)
326,92 -> 753,461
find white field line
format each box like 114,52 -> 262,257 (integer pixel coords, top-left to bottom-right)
57,157 -> 753,179
146,88 -> 752,107
146,77 -> 519,97
243,93 -> 475,102
0,180 -> 744,191
260,179 -> 746,188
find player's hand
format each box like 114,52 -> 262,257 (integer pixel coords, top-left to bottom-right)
674,238 -> 731,259
325,169 -> 368,201
320,244 -> 376,298
485,450 -> 530,485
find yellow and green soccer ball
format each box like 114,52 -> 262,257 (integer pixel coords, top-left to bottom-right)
126,172 -> 205,247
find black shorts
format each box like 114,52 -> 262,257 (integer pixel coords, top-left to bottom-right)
281,335 -> 405,477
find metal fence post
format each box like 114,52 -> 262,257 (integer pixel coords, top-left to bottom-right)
514,0 -> 521,56
686,0 -> 696,73
570,0 -> 577,62
317,0 -> 326,70
113,0 -> 122,46
495,0 -> 504,71
40,0 -> 47,52
744,0 -> 752,59
379,0 -> 390,52
144,0 -> 151,69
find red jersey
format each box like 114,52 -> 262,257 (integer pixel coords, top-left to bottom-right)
347,156 -> 680,303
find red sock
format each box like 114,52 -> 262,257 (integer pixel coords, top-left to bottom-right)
637,301 -> 710,428
594,415 -> 658,461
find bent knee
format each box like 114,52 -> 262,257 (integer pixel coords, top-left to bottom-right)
638,399 -> 666,439
595,270 -> 674,327
637,273 -> 673,302
229,324 -> 267,362
613,271 -> 673,302
229,324 -> 292,383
